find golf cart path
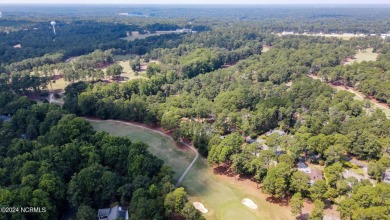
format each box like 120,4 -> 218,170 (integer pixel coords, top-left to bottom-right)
85,118 -> 199,188
308,74 -> 390,118
49,92 -> 65,105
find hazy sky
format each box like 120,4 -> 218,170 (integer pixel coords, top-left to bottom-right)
0,0 -> 389,4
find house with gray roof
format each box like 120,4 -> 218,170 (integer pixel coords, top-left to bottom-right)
97,205 -> 128,220
0,115 -> 11,123
265,129 -> 286,137
383,169 -> 390,184
297,162 -> 311,173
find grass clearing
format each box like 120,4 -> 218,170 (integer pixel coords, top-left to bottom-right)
322,34 -> 355,40
50,77 -> 68,91
89,120 -> 293,220
102,60 -> 147,81
121,31 -> 182,41
262,45 -> 271,53
344,48 -> 378,65
350,167 -> 365,176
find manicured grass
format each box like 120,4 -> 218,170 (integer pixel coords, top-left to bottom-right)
344,48 -> 378,65
89,120 -> 294,220
90,120 -> 193,181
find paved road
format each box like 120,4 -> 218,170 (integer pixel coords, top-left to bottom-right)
49,92 -> 65,105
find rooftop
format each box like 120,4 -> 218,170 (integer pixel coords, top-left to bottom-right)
265,129 -> 286,137
0,115 -> 11,123
98,205 -> 128,220
383,169 -> 390,184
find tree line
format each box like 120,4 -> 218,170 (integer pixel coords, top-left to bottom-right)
0,89 -> 203,220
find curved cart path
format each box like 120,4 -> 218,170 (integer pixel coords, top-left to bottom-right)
308,74 -> 390,118
48,94 -> 200,187
85,118 -> 199,188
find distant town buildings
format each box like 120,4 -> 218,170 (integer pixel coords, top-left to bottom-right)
276,31 -> 390,40
381,33 -> 390,39
281,31 -> 294,35
118,12 -> 148,17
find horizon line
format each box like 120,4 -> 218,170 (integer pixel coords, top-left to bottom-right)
1,3 -> 390,5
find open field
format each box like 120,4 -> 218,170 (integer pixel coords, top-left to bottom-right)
121,31 -> 182,41
344,48 -> 378,65
262,45 -> 271,53
110,60 -> 148,81
50,77 -> 68,91
321,34 -> 356,40
89,120 -> 294,220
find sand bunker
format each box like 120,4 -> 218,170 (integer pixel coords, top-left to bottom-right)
193,202 -> 208,214
242,198 -> 258,209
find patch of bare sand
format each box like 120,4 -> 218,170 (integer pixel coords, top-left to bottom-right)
193,202 -> 208,213
242,198 -> 258,209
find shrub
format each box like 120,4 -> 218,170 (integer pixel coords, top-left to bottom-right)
53,93 -> 61,99
343,161 -> 353,168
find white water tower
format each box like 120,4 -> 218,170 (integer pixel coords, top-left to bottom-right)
50,21 -> 56,35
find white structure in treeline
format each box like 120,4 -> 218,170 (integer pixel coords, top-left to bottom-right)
381,33 -> 390,39
281,31 -> 294,35
50,21 -> 56,35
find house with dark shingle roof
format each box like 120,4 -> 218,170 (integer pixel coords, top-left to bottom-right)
97,205 -> 128,220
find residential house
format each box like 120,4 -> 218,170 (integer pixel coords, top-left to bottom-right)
265,129 -> 286,137
97,205 -> 129,220
383,169 -> 390,184
0,115 -> 11,123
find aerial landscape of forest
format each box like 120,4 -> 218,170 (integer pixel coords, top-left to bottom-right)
0,2 -> 389,220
